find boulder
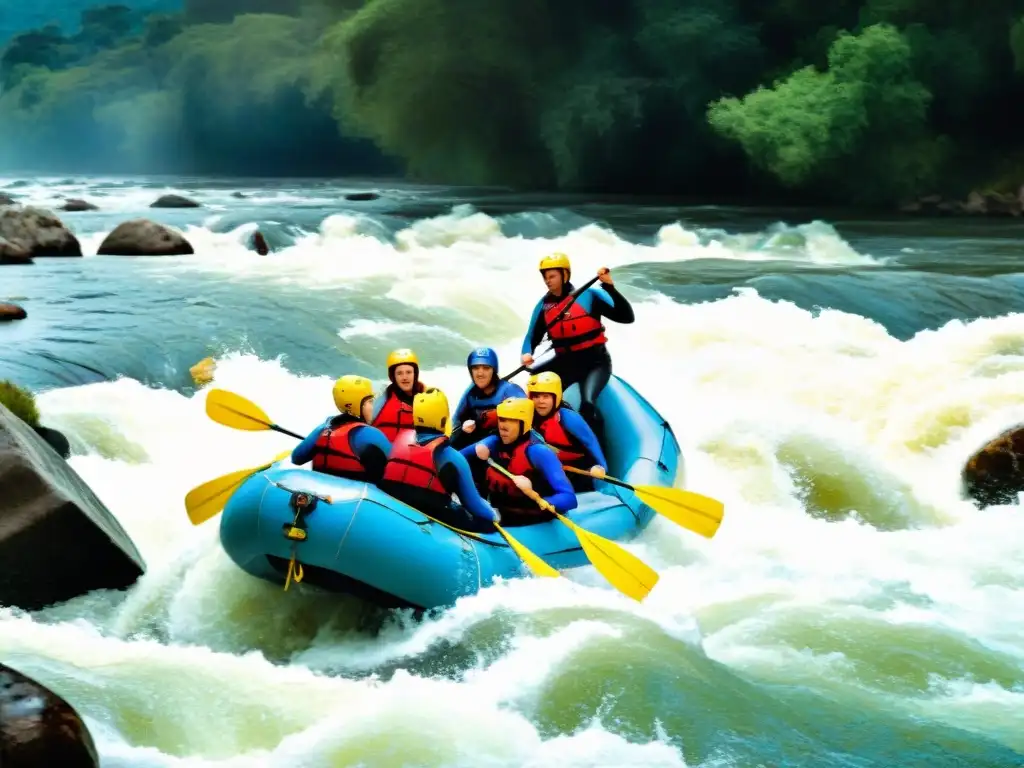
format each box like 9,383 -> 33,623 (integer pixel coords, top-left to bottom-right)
0,207 -> 81,258
345,191 -> 380,202
962,424 -> 1024,508
150,194 -> 200,208
252,231 -> 269,255
0,193 -> 16,206
0,302 -> 26,321
34,426 -> 70,459
97,219 -> 194,256
0,238 -> 32,265
0,663 -> 98,768
0,400 -> 145,611
60,199 -> 98,213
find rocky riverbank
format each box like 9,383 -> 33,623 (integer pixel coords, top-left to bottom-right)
900,187 -> 1024,217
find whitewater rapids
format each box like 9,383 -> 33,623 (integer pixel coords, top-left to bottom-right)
1,177 -> 1023,766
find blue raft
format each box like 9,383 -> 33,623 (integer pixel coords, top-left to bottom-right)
219,374 -> 682,610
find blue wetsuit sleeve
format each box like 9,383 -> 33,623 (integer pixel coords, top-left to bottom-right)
587,284 -> 634,324
459,434 -> 498,462
349,424 -> 392,457
291,421 -> 328,465
522,298 -> 546,354
439,447 -> 497,521
348,424 -> 390,483
527,444 -> 578,513
561,409 -> 608,467
454,386 -> 472,424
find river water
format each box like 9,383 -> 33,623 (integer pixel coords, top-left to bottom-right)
1,175 -> 1023,767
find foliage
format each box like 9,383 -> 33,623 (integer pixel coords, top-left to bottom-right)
0,380 -> 40,427
3,0 -> 1024,203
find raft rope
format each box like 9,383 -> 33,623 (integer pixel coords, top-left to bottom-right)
272,481 -> 333,592
284,554 -> 304,590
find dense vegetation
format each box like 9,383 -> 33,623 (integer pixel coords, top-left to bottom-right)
3,0 -> 1024,205
0,380 -> 40,426
0,0 -> 176,50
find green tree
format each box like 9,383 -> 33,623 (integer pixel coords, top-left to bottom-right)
708,24 -> 935,202
0,25 -> 71,90
318,0 -> 560,185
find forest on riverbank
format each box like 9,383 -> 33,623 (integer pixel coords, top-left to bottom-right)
3,0 -> 1024,207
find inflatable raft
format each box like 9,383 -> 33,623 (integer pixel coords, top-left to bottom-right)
218,374 -> 682,610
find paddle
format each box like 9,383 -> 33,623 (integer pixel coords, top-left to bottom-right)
200,389 -> 558,578
185,450 -> 292,525
206,389 -> 305,439
493,524 -> 560,578
486,458 -> 659,601
563,466 -> 724,539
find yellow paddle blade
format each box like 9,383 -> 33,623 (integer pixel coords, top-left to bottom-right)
185,450 -> 291,525
205,388 -> 274,432
495,524 -> 560,578
553,513 -> 659,602
634,485 -> 724,539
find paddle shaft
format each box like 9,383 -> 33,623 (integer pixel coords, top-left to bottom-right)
563,464 -> 630,490
448,274 -> 598,442
486,458 -> 555,512
271,423 -> 306,440
501,274 -> 602,381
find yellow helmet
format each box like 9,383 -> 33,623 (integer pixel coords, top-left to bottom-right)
332,374 -> 374,418
496,397 -> 534,434
413,387 -> 449,433
538,252 -> 571,279
527,371 -> 563,409
386,348 -> 419,370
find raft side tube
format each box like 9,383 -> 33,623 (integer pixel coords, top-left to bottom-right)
218,373 -> 682,607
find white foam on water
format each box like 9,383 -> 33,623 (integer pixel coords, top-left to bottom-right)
6,191 -> 1024,764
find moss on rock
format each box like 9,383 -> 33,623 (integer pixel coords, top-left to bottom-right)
0,380 -> 40,427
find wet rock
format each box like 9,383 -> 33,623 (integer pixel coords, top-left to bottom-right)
0,193 -> 17,206
34,425 -> 71,459
97,219 -> 194,256
0,302 -> 27,320
0,238 -> 32,265
962,424 -> 1024,508
0,400 -> 145,610
61,199 -> 98,212
252,231 -> 269,255
0,207 -> 81,257
231,191 -> 247,198
345,191 -> 379,201
0,663 -> 98,768
150,194 -> 200,208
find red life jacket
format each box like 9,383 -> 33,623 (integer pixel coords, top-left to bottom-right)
535,410 -> 587,465
485,436 -> 552,517
372,384 -> 423,442
380,432 -> 450,508
477,407 -> 498,431
310,420 -> 367,479
543,292 -> 607,353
